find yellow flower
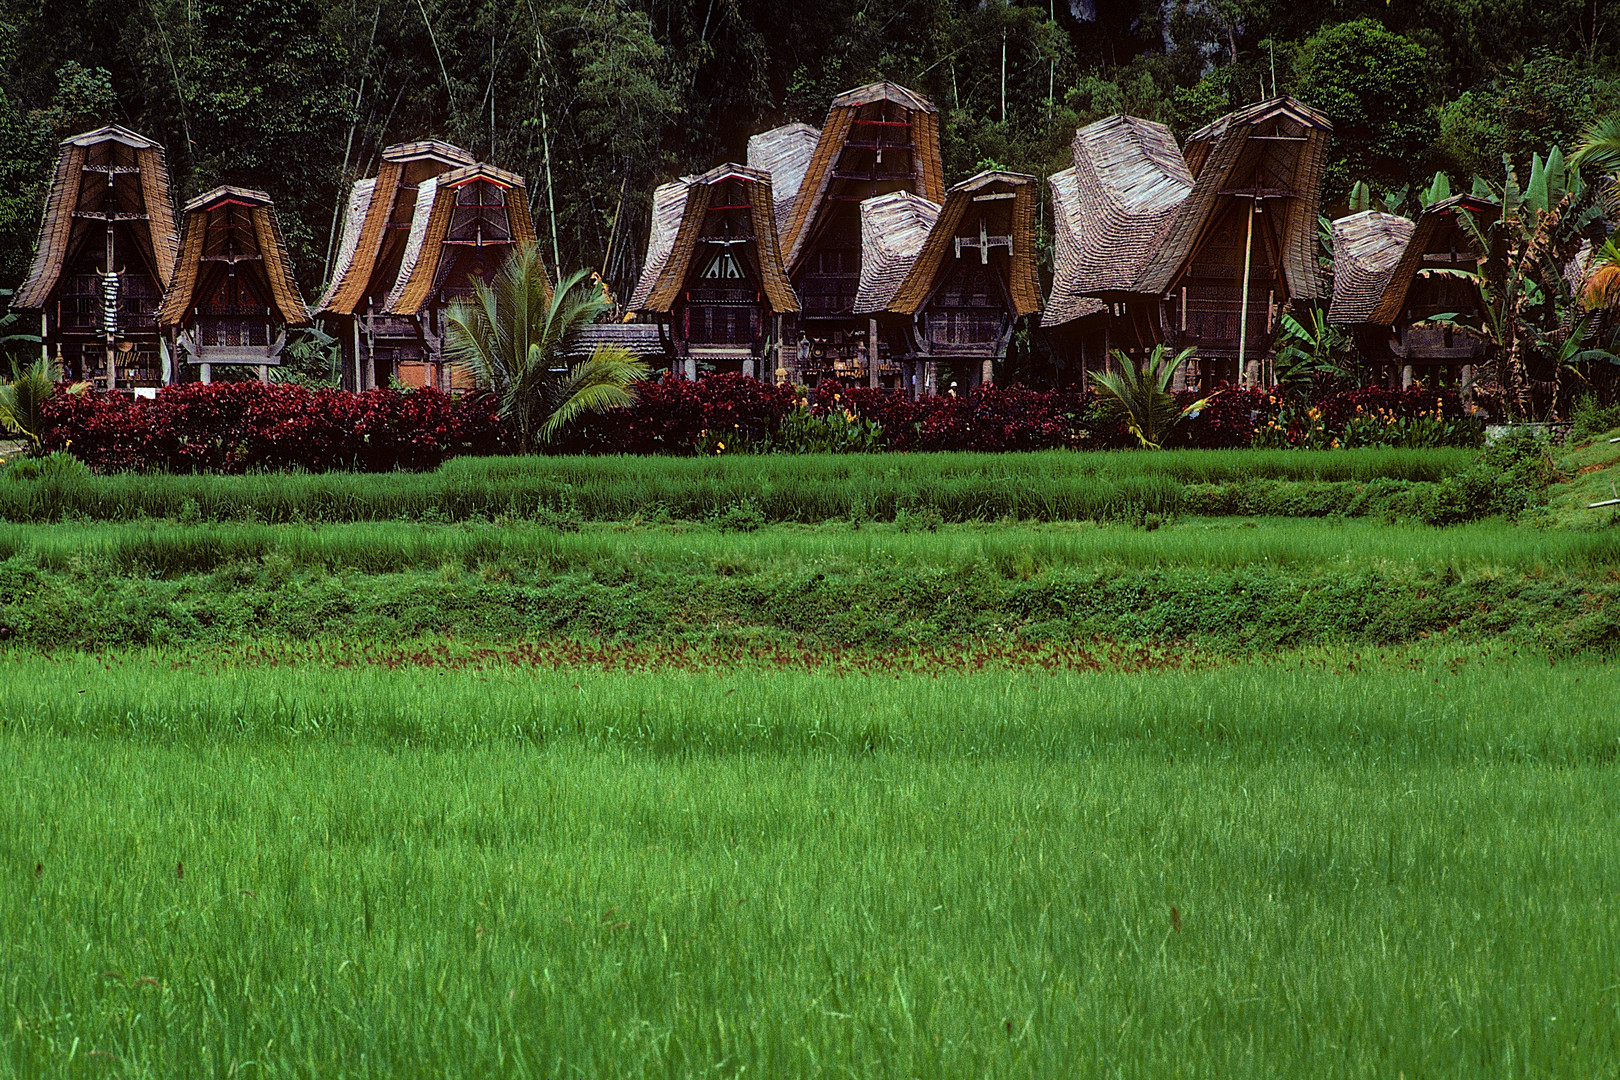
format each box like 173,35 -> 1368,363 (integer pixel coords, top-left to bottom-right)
717,441 -> 726,451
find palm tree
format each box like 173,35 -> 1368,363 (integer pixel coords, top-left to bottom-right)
1089,344 -> 1208,450
444,244 -> 648,451
1570,116 -> 1620,193
1,356 -> 87,454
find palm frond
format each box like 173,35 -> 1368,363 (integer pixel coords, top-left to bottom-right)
537,345 -> 649,443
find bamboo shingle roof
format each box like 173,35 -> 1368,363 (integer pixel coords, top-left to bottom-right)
1135,96 -> 1332,301
747,122 -> 820,238
1326,211 -> 1414,324
1042,115 -> 1192,328
558,321 -> 668,361
782,81 -> 946,272
1366,194 -> 1497,326
636,163 -> 798,316
157,186 -> 310,329
1043,169 -> 1104,327
885,170 -> 1042,318
851,191 -> 940,315
382,161 -> 538,317
319,140 -> 477,315
16,125 -> 180,312
627,179 -> 691,311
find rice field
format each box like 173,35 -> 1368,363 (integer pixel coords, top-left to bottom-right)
3,446 -> 1617,1077
0,447 -> 1473,524
4,648 -> 1620,1078
3,516 -> 1618,577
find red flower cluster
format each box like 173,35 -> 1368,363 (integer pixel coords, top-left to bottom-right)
40,382 -> 508,473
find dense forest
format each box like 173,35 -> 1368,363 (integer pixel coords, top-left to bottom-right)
0,0 -> 1614,303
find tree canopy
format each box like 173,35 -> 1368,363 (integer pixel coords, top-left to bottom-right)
0,0 -> 1613,301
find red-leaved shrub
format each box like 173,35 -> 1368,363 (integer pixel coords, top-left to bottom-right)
40,382 -> 508,473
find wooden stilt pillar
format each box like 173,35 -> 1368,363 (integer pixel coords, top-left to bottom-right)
868,317 -> 880,389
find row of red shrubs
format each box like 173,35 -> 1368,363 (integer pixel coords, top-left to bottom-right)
38,375 -> 1471,473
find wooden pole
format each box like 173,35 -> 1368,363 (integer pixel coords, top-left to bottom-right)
868,317 -> 880,388
1237,198 -> 1256,386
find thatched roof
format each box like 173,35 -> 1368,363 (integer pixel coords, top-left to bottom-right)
16,125 -> 180,312
747,122 -> 820,237
1042,115 -> 1192,328
1326,211 -> 1414,324
383,161 -> 538,317
627,179 -> 691,310
558,321 -> 668,361
319,140 -> 476,315
1136,96 -> 1332,301
1366,193 -> 1497,326
851,191 -> 939,315
782,81 -> 946,272
884,170 -> 1042,318
1043,169 -> 1104,327
634,163 -> 798,316
157,186 -> 310,329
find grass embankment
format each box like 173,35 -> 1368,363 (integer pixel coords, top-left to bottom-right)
1549,425 -> 1620,526
5,650 -> 1620,1077
0,448 -> 1477,524
4,518 -> 1618,651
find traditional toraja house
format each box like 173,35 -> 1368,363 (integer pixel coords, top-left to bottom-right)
318,140 -> 477,390
853,171 -> 1041,395
1327,209 -> 1416,382
157,186 -> 311,382
627,163 -> 798,378
1042,115 -> 1193,381
778,82 -> 946,385
376,161 -> 539,390
1135,97 -> 1332,387
1356,194 -> 1498,390
15,125 -> 180,392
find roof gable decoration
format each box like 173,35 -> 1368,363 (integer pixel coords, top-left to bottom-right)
157,186 -> 311,331
638,164 -> 798,316
16,125 -> 181,312
782,82 -> 946,271
885,170 -> 1042,319
382,162 -> 538,317
1366,195 -> 1499,327
1135,96 -> 1333,302
319,140 -> 479,316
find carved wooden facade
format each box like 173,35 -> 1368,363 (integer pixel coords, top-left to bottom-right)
777,82 -> 946,386
854,171 -> 1041,395
318,141 -> 484,389
157,187 -> 310,381
1137,98 -> 1332,386
627,164 -> 796,377
14,125 -> 180,391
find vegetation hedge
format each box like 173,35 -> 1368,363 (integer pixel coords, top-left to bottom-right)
36,375 -> 1481,473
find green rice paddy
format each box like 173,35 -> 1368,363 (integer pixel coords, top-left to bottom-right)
3,442 -> 1619,1077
